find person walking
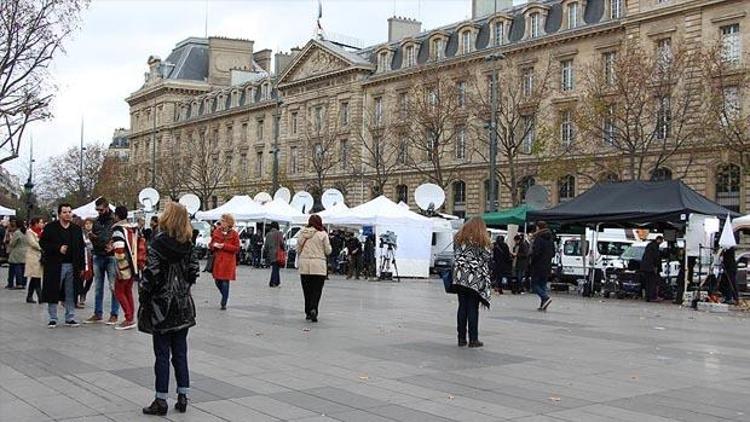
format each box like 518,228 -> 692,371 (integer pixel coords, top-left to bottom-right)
24,217 -> 44,303
641,236 -> 663,302
40,204 -> 85,328
139,202 -> 199,416
511,234 -> 529,293
263,222 -> 284,287
297,215 -> 332,322
8,219 -> 29,291
111,206 -> 138,330
84,197 -> 120,325
209,214 -> 239,310
492,236 -> 512,294
451,217 -> 492,348
529,221 -> 555,311
346,234 -> 362,280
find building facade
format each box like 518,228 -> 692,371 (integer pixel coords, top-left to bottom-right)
127,0 -> 749,215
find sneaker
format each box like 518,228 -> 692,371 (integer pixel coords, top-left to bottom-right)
47,321 -> 57,329
114,320 -> 136,331
65,320 -> 80,327
83,315 -> 103,324
541,297 -> 552,311
105,315 -> 118,325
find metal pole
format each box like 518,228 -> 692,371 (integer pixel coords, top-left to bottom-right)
80,117 -> 84,202
272,100 -> 281,193
151,101 -> 157,187
488,67 -> 498,212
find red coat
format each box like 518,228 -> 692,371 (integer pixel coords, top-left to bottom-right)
209,228 -> 240,281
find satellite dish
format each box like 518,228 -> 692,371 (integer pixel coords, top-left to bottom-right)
414,183 -> 445,213
524,185 -> 549,210
254,192 -> 272,205
138,187 -> 160,212
179,194 -> 201,216
273,187 -> 291,204
291,191 -> 314,214
321,188 -> 345,210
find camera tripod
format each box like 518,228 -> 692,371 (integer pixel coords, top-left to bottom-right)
378,244 -> 400,282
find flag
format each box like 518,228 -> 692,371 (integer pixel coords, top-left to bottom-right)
719,214 -> 737,248
317,0 -> 323,30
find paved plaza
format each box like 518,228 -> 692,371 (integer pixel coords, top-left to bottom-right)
2,265 -> 750,422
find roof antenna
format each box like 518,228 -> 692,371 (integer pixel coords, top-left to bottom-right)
204,0 -> 208,38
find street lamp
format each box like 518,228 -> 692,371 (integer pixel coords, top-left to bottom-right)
485,52 -> 505,212
271,98 -> 283,193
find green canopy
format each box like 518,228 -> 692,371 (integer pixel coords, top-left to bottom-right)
482,205 -> 530,226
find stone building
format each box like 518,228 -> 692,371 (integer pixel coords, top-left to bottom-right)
126,0 -> 748,215
107,128 -> 130,161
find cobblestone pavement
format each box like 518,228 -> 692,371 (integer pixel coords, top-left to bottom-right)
2,264 -> 750,422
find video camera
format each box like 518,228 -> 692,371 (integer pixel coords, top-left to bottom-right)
379,231 -> 398,249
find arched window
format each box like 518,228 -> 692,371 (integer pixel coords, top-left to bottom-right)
558,175 -> 575,202
484,179 -> 500,211
599,172 -> 619,183
396,184 -> 408,204
650,167 -> 672,181
520,176 -> 536,202
716,163 -> 741,212
452,180 -> 466,219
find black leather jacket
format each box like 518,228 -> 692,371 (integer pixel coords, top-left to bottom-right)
138,232 -> 199,334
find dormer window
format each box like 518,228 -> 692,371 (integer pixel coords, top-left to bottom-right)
493,21 -> 505,46
230,90 -> 240,108
261,83 -> 270,100
460,30 -> 473,54
404,45 -> 416,67
216,94 -> 226,112
530,13 -> 541,38
610,0 -> 623,19
378,51 -> 390,72
431,37 -> 446,60
246,86 -> 256,104
567,2 -> 579,29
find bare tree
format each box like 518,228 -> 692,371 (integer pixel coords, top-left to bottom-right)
571,39 -> 708,181
156,155 -> 186,201
38,142 -> 106,205
0,0 -> 88,164
357,102 -> 401,198
302,102 -> 346,205
702,42 -> 750,170
469,55 -> 555,206
94,156 -> 140,208
395,66 -> 469,189
182,127 -> 230,209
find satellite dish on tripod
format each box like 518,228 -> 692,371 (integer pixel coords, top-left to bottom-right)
322,188 -> 344,210
291,191 -> 314,214
254,192 -> 272,205
414,183 -> 445,216
138,188 -> 160,212
178,194 -> 201,216
273,187 -> 291,204
524,185 -> 549,210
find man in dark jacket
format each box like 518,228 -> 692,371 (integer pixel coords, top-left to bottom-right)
263,222 -> 284,287
492,236 -> 513,294
346,234 -> 362,280
83,197 -> 120,324
529,221 -> 555,311
640,236 -> 663,302
40,203 -> 86,327
512,234 -> 529,293
721,246 -> 738,304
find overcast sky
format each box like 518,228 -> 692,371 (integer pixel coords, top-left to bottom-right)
7,0 -> 506,179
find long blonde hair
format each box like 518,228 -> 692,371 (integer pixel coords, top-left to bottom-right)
159,202 -> 193,243
454,217 -> 491,249
220,213 -> 236,229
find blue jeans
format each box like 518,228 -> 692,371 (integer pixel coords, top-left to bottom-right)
531,274 -> 549,304
269,263 -> 280,286
457,290 -> 480,343
93,255 -> 119,318
48,264 -> 76,322
153,328 -> 190,399
214,280 -> 229,307
8,263 -> 26,288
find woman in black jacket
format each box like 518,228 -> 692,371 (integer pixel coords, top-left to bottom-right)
139,203 -> 199,416
492,236 -> 512,294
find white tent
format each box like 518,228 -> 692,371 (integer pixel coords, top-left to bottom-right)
316,202 -> 349,220
732,214 -> 750,231
326,196 -> 433,278
255,199 -> 306,224
0,205 -> 16,216
72,198 -> 114,219
195,195 -> 264,221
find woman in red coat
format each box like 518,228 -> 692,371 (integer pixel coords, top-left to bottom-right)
210,214 -> 240,310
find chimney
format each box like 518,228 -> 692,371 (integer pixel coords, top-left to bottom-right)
253,49 -> 272,72
208,37 -> 254,86
275,48 -> 301,75
472,0 -> 513,18
388,16 -> 421,42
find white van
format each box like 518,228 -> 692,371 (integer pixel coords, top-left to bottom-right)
558,230 -> 635,282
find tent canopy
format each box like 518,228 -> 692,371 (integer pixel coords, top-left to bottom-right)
195,195 -> 264,221
72,198 -> 115,219
326,195 -> 432,227
482,204 -> 529,226
527,180 -> 740,226
257,199 -> 306,224
316,202 -> 348,220
0,204 -> 16,217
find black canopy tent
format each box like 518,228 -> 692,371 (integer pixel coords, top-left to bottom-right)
527,180 -> 740,227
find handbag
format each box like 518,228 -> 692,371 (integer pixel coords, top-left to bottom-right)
203,252 -> 214,273
441,269 -> 457,294
276,247 -> 286,268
